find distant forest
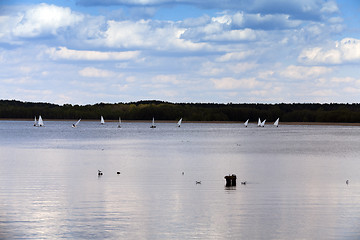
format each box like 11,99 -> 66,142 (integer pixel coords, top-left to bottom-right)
1,99 -> 360,123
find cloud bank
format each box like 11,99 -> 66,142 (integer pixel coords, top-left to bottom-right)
0,0 -> 359,104
299,38 -> 360,64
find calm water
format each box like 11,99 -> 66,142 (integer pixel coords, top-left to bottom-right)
1,120 -> 360,239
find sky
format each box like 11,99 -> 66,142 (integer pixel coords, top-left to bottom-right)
1,0 -> 360,105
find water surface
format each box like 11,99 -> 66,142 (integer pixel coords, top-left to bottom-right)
1,121 -> 360,239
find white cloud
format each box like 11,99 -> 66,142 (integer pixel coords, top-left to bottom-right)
111,83 -> 130,92
320,1 -> 339,14
330,77 -> 354,83
198,62 -> 224,76
152,75 -> 181,85
8,91 -> 57,104
310,89 -> 337,97
232,12 -> 301,30
181,15 -> 211,28
77,0 -> 338,22
13,3 -> 83,38
212,77 -> 260,89
249,90 -> 268,97
247,0 -> 333,20
299,38 -> 360,64
46,47 -> 140,61
216,51 -> 253,62
104,19 -> 206,51
149,89 -> 178,98
104,20 -> 206,51
0,15 -> 20,43
258,70 -> 275,79
0,0 -> 355,104
78,67 -> 117,78
344,87 -> 360,94
280,65 -> 332,79
299,47 -> 341,64
228,62 -> 257,74
212,15 -> 232,25
316,76 -> 356,87
182,14 -> 260,42
204,28 -> 257,42
1,77 -> 37,85
125,76 -> 137,82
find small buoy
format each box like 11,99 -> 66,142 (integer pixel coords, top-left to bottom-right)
182,172 -> 184,175
117,171 -> 120,174
346,180 -> 349,185
196,181 -> 201,184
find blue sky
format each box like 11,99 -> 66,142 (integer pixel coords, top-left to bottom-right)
1,0 -> 360,104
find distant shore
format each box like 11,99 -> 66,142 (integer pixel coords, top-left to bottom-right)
3,100 -> 360,124
2,118 -> 360,126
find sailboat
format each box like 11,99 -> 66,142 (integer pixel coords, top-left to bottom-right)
177,118 -> 182,127
118,117 -> 121,128
244,119 -> 249,127
100,116 -> 105,125
34,116 -> 37,126
261,119 -> 266,127
72,119 -> 81,128
150,117 -> 156,128
38,115 -> 44,127
257,118 -> 261,127
274,118 -> 279,127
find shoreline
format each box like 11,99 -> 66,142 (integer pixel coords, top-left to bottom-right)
2,118 -> 360,126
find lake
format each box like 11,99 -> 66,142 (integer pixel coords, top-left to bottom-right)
1,120 -> 360,239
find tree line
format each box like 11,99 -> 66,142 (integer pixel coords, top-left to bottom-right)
1,99 -> 360,123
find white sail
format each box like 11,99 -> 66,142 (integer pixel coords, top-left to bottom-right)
150,117 -> 156,128
38,115 -> 44,127
274,118 -> 279,127
118,117 -> 121,128
100,116 -> 105,124
257,118 -> 261,127
244,119 -> 249,127
72,119 -> 81,128
34,116 -> 37,126
261,119 -> 266,127
177,118 -> 182,127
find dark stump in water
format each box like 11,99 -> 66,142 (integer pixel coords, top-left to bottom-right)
224,174 -> 237,187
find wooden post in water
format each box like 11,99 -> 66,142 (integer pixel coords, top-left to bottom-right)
224,174 -> 237,187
